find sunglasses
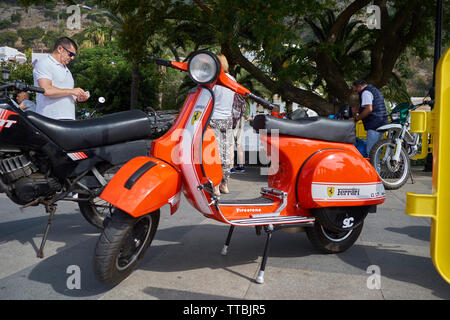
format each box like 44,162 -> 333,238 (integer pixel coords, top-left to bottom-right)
61,46 -> 76,58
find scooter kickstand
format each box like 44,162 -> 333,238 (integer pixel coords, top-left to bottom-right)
221,225 -> 235,256
36,204 -> 57,259
256,225 -> 274,284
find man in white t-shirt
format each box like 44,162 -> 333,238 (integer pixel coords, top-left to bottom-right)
33,37 -> 89,120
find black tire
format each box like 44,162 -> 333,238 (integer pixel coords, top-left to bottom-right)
94,208 -> 160,286
306,221 -> 363,254
78,164 -> 123,229
313,206 -> 368,233
369,138 -> 410,190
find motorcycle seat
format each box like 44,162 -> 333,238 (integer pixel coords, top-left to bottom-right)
252,115 -> 356,144
26,110 -> 153,151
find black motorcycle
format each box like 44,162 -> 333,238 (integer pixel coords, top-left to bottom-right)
0,79 -> 154,258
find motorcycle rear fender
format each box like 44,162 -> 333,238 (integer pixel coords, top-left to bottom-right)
376,123 -> 402,132
297,149 -> 385,209
100,156 -> 182,217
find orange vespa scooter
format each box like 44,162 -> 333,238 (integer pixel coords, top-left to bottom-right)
93,51 -> 386,286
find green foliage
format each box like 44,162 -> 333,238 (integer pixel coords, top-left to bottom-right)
18,27 -> 45,49
10,12 -> 21,24
0,20 -> 12,30
14,0 -> 445,114
380,73 -> 411,105
43,10 -> 58,20
42,30 -> 64,50
0,59 -> 34,85
86,13 -> 106,24
70,41 -> 161,114
0,32 -> 19,46
42,1 -> 57,10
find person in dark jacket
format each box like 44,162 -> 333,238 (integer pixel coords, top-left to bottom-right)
352,80 -> 388,157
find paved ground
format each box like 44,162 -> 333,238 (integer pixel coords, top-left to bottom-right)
0,166 -> 449,300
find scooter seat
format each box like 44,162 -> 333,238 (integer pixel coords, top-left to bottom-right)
252,115 -> 355,144
26,110 -> 153,151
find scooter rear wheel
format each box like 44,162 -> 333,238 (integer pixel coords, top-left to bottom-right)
94,208 -> 160,286
306,221 -> 363,254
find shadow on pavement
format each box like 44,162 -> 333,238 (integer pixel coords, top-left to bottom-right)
339,244 -> 450,299
0,213 -> 110,298
26,236 -> 112,298
143,286 -> 239,300
385,225 -> 430,242
138,224 -> 317,275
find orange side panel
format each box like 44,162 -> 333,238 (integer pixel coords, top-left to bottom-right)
297,150 -> 385,208
100,156 -> 182,217
151,91 -> 199,167
260,135 -> 384,214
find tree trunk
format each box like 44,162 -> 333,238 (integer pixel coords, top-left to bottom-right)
157,65 -> 166,110
222,42 -> 333,115
130,58 -> 139,110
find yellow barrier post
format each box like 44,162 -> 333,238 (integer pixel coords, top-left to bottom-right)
405,48 -> 450,283
410,110 -> 432,160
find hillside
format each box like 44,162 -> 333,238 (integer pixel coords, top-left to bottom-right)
0,0 -> 102,52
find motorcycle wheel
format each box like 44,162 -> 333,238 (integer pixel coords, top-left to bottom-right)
94,208 -> 160,286
78,164 -> 122,229
369,138 -> 410,190
306,221 -> 363,254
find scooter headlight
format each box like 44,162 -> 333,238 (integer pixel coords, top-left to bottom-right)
391,112 -> 400,120
188,51 -> 221,85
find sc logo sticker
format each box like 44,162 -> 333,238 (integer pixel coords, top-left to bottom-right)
342,217 -> 354,228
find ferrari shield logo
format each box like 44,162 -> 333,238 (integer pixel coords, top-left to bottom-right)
191,111 -> 201,125
327,187 -> 335,198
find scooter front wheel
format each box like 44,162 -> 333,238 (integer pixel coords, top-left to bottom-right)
94,208 -> 160,286
306,221 -> 363,254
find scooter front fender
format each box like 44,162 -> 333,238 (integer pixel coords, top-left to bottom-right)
100,156 -> 182,217
376,123 -> 402,132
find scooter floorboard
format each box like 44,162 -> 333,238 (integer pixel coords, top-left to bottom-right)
220,196 -> 274,206
229,215 -> 315,226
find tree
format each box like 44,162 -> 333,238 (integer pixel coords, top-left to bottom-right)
10,13 -> 22,24
0,32 -> 19,47
1,48 -> 34,91
16,0 -> 446,114
184,0 -> 442,115
0,20 -> 12,30
94,0 -> 173,109
70,40 -> 160,113
18,27 -> 45,49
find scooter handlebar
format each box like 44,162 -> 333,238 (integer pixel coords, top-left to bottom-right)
246,93 -> 276,111
151,57 -> 188,72
151,55 -> 273,110
153,58 -> 172,68
21,83 -> 45,94
0,82 -> 45,94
